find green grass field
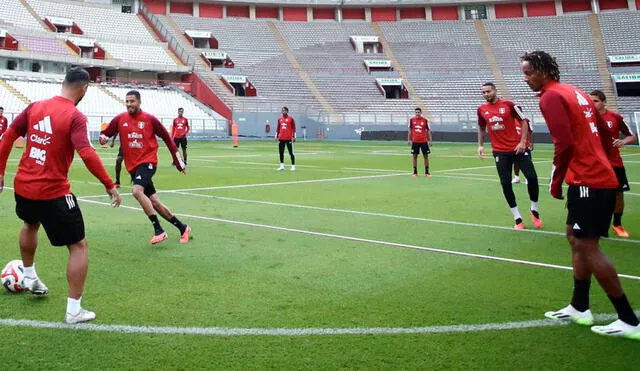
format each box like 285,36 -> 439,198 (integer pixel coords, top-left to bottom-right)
1,140 -> 639,369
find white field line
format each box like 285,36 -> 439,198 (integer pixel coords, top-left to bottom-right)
0,312 -> 630,336
76,197 -> 640,279
230,161 -> 322,168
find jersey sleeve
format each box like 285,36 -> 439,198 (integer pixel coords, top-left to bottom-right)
616,113 -> 634,137
101,114 -> 120,137
70,111 -> 93,151
151,116 -> 185,171
540,91 -> 574,198
510,102 -> 526,122
477,107 -> 487,129
291,117 -> 296,138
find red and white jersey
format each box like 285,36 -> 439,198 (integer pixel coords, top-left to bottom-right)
515,119 -> 533,149
600,110 -> 634,168
172,117 -> 189,138
0,115 -> 8,137
5,97 -> 92,199
102,110 -> 183,173
477,99 -> 524,152
276,115 -> 296,140
538,81 -> 617,190
409,116 -> 430,143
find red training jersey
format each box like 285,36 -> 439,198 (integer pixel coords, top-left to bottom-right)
515,119 -> 533,149
4,97 -> 96,199
0,115 -> 8,137
538,81 -> 617,191
600,110 -> 634,168
409,116 -> 430,143
102,110 -> 183,173
276,115 -> 296,141
477,99 -> 525,152
172,117 -> 189,138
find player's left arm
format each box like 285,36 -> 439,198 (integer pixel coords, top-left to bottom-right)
291,117 -> 296,142
511,103 -> 528,154
185,118 -> 190,136
427,120 -> 433,146
152,116 -> 185,172
613,114 -> 637,148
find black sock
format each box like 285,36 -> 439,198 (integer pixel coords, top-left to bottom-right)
531,210 -> 540,219
149,215 -> 164,235
515,217 -> 522,225
169,216 -> 187,234
413,166 -> 417,174
115,177 -> 120,184
613,213 -> 622,226
425,166 -> 429,174
570,279 -> 591,312
609,294 -> 639,326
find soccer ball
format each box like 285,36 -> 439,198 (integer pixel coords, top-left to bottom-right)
1,260 -> 25,293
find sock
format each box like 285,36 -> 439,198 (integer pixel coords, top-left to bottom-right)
510,207 -> 522,221
280,163 -> 284,167
530,201 -> 538,212
570,279 -> 590,312
514,217 -> 523,225
115,177 -> 120,184
531,210 -> 540,219
149,215 -> 164,235
613,213 -> 622,227
609,294 -> 640,326
425,166 -> 429,174
413,166 -> 417,174
23,265 -> 36,278
169,216 -> 187,234
67,297 -> 81,315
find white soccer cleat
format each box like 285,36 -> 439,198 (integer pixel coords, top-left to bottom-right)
511,176 -> 521,184
22,276 -> 48,295
591,319 -> 640,340
277,165 -> 285,171
544,304 -> 594,326
65,308 -> 96,324
290,165 -> 296,171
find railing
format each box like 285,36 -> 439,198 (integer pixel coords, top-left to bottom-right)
139,6 -> 195,69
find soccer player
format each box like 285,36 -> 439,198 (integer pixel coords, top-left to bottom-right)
589,90 -> 637,238
477,82 -> 543,230
171,107 -> 189,166
276,106 -> 296,171
99,90 -> 191,245
0,107 -> 7,138
0,68 -> 121,324
408,107 -> 432,177
522,50 -> 639,339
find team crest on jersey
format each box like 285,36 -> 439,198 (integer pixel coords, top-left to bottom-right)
607,121 -> 613,128
138,121 -> 145,129
499,107 -> 505,114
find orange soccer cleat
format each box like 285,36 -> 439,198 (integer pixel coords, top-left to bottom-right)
612,225 -> 630,238
151,232 -> 168,244
180,225 -> 192,244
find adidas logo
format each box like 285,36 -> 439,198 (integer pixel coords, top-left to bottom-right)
573,223 -> 581,230
33,116 -> 52,134
135,175 -> 142,180
123,122 -> 129,127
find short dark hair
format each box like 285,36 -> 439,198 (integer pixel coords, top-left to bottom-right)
64,67 -> 90,87
126,90 -> 141,100
482,82 -> 496,88
0,107 -> 3,110
178,107 -> 184,111
589,90 -> 606,102
521,50 -> 560,81
415,107 -> 422,111
282,106 -> 288,112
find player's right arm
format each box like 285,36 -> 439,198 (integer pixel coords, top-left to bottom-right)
407,121 -> 412,145
99,115 -> 120,145
476,108 -> 487,158
275,120 -> 280,142
0,105 -> 31,192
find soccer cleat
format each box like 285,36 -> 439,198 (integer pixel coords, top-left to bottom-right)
544,304 -> 594,326
277,165 -> 285,171
512,176 -> 520,184
412,173 -> 418,177
65,308 -> 96,324
591,319 -> 640,340
290,165 -> 296,171
514,222 -> 525,230
22,276 -> 48,295
425,173 -> 432,178
180,225 -> 192,244
530,211 -> 544,229
150,232 -> 168,244
612,225 -> 630,238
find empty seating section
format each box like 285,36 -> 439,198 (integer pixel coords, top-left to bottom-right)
276,21 -> 374,50
599,12 -> 640,55
13,33 -> 71,56
27,0 -> 156,43
0,0 -> 43,30
0,83 -> 27,114
99,42 -> 176,66
105,86 -> 213,119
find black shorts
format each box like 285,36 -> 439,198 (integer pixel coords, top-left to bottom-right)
411,142 -> 430,155
613,166 -> 630,192
173,137 -> 187,150
15,193 -> 85,246
117,145 -> 123,158
130,163 -> 157,197
566,186 -> 616,238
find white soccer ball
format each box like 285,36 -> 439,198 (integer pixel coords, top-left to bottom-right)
1,260 -> 25,293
